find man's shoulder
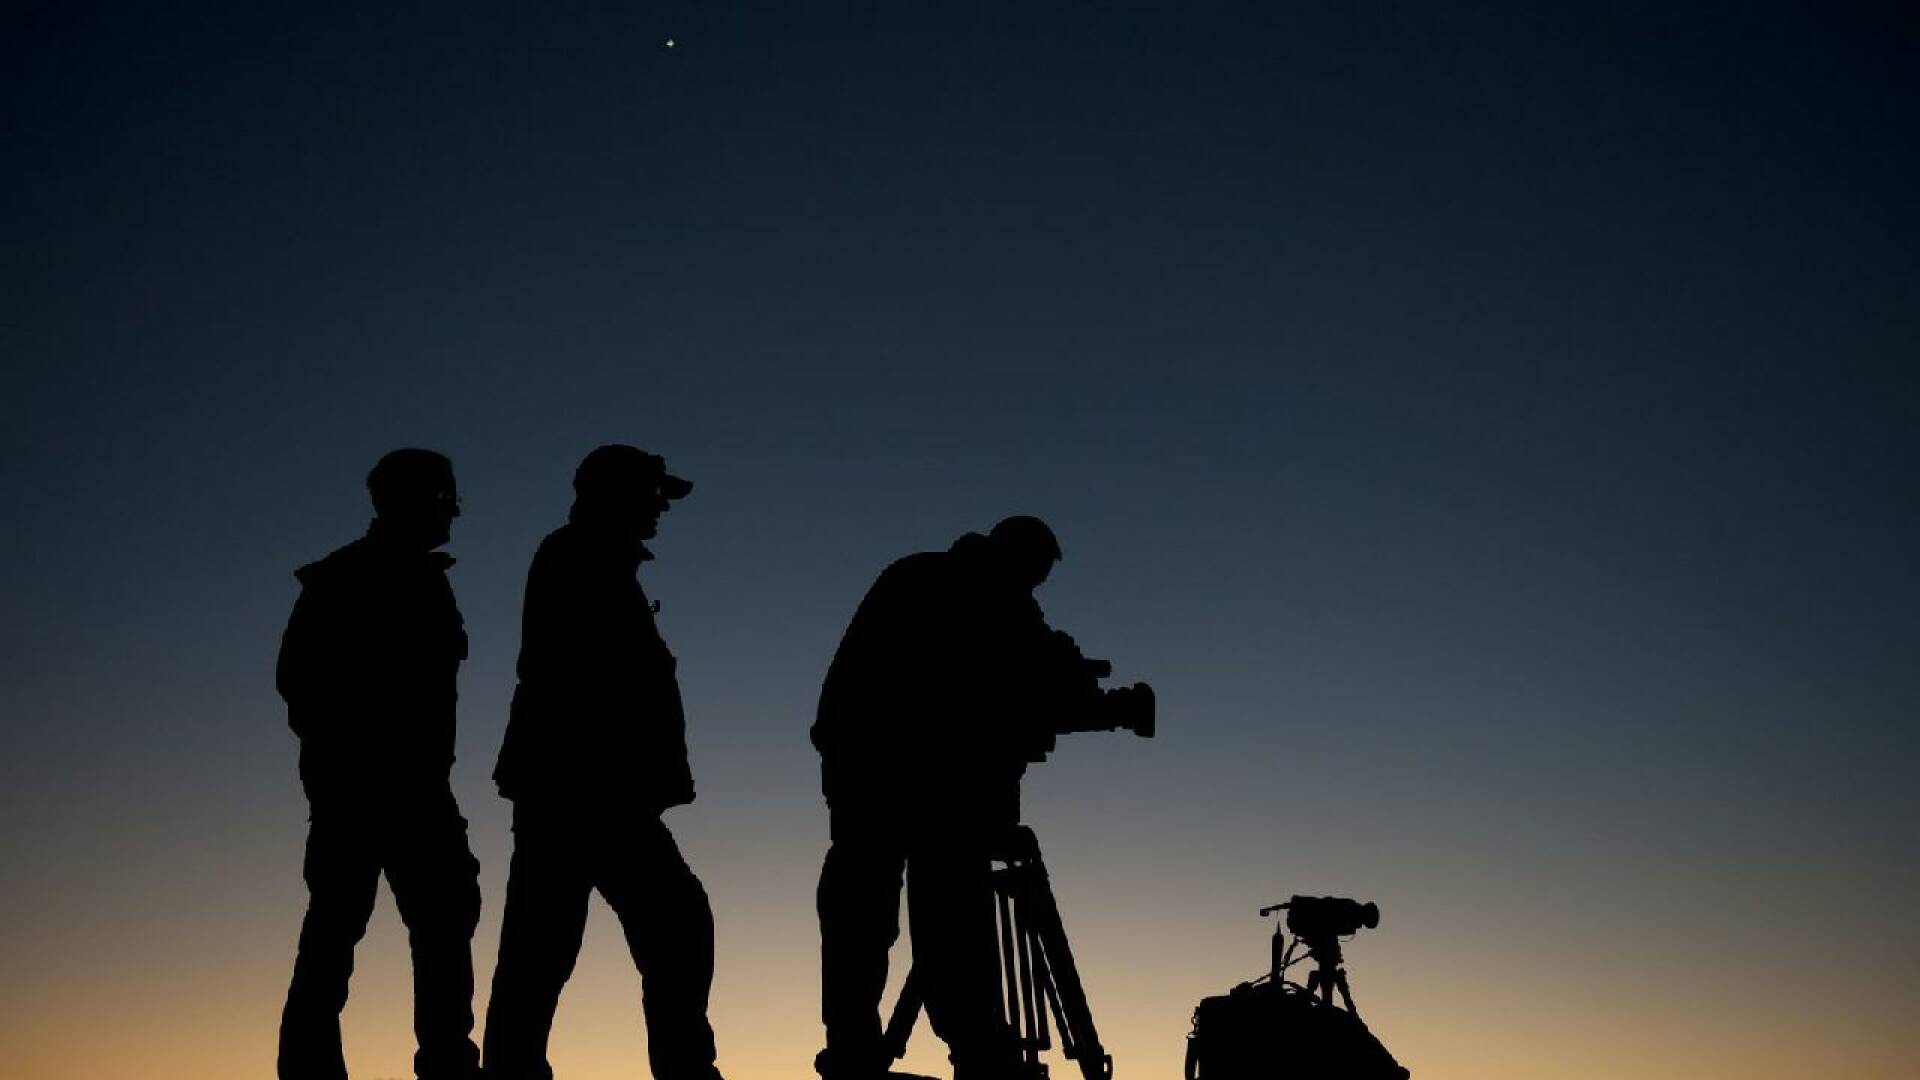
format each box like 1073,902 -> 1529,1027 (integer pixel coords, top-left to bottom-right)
869,549 -> 952,597
882,547 -> 949,577
293,537 -> 374,588
294,537 -> 454,595
529,524 -> 574,562
528,524 -> 608,584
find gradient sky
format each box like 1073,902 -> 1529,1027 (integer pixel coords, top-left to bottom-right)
3,3 -> 1916,1078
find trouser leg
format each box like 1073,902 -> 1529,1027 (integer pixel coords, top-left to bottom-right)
815,806 -> 906,1080
386,796 -> 483,1080
908,832 -> 1018,1080
280,816 -> 381,1080
601,816 -> 720,1080
482,818 -> 591,1080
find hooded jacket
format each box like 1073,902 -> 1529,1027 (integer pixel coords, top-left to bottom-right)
276,529 -> 468,803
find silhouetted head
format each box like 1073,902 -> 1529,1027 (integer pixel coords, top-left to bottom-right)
987,515 -> 1062,592
366,448 -> 459,550
571,444 -> 692,542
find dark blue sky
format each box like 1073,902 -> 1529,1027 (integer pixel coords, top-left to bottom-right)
3,3 -> 1915,1077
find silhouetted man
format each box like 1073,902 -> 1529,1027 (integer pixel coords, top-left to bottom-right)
483,445 -> 723,1080
812,516 -> 1117,1080
276,448 -> 482,1080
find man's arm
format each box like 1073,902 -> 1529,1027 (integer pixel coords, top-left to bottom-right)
276,582 -> 330,738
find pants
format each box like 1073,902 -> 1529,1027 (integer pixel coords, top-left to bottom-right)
482,804 -> 718,1080
815,802 -> 1016,1080
279,790 -> 482,1080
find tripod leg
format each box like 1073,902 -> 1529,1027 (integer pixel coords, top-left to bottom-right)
1013,882 -> 1042,1059
1036,949 -> 1069,1056
1027,927 -> 1055,1052
1019,852 -> 1110,1080
996,873 -> 1021,1031
882,967 -> 921,1061
1335,970 -> 1359,1018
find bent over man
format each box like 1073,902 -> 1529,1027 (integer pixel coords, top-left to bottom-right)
277,448 -> 483,1080
812,516 -> 1115,1080
483,445 -> 724,1080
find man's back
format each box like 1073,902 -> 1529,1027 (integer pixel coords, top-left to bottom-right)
813,534 -> 1045,819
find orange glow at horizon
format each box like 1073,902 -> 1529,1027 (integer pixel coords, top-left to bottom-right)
6,833 -> 1917,1080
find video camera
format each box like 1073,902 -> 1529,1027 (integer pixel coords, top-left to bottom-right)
1266,896 -> 1379,942
1020,629 -> 1155,762
1046,629 -> 1156,735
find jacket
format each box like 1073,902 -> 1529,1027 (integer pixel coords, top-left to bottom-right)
276,529 -> 468,803
492,522 -> 695,812
812,532 -> 1056,818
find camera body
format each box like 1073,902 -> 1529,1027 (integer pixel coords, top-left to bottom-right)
1283,896 -> 1379,941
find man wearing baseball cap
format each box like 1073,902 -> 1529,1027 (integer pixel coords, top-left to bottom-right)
482,445 -> 721,1080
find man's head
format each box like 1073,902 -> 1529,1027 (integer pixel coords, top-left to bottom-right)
571,444 -> 693,541
987,515 -> 1062,592
366,448 -> 459,550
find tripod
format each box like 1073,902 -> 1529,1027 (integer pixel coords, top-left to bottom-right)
883,826 -> 1113,1080
1257,901 -> 1363,1018
1296,935 -> 1359,1016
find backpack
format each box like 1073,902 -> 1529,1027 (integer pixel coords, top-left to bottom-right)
1186,978 -> 1409,1080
